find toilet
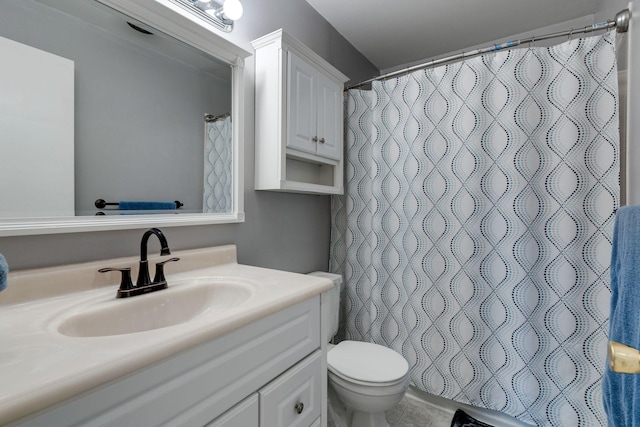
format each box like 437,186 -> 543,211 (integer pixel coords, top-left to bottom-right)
309,272 -> 409,427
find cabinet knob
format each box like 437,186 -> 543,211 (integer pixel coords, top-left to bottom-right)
312,136 -> 318,142
319,138 -> 325,144
294,402 -> 304,414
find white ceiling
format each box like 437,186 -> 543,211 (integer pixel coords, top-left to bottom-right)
305,0 -> 601,71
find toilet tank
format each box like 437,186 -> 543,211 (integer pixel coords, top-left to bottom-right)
308,271 -> 342,342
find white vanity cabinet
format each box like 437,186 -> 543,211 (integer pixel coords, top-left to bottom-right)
209,351 -> 322,427
11,297 -> 324,427
260,351 -> 322,426
253,29 -> 349,195
206,394 -> 259,427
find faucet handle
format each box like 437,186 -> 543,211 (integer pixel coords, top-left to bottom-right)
153,257 -> 180,284
98,267 -> 134,297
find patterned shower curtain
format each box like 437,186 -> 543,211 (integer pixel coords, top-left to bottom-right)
330,32 -> 619,426
203,115 -> 232,213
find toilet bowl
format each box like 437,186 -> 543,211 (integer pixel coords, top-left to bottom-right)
328,340 -> 409,427
309,272 -> 410,427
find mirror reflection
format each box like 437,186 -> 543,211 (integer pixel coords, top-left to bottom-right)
0,0 -> 233,218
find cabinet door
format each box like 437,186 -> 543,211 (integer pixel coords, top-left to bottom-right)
287,52 -> 318,156
316,74 -> 343,161
206,394 -> 258,427
260,351 -> 322,427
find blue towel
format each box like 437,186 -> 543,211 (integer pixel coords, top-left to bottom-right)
603,206 -> 640,426
0,253 -> 7,292
118,201 -> 176,210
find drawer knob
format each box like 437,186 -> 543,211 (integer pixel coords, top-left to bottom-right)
319,138 -> 325,144
294,402 -> 304,414
312,136 -> 318,142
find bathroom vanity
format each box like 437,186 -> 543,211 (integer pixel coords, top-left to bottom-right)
0,245 -> 332,426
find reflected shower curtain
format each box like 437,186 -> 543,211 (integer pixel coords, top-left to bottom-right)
330,32 -> 619,426
203,115 -> 232,213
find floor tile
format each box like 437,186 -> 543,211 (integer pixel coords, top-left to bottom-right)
394,395 -> 453,427
328,391 -> 455,427
385,398 -> 407,425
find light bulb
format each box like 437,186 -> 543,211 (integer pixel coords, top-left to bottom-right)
222,0 -> 243,20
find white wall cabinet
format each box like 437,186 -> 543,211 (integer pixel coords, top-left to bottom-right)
11,297 -> 323,427
287,52 -> 342,162
253,29 -> 349,195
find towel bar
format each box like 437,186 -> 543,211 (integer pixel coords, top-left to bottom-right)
609,341 -> 640,373
95,199 -> 183,209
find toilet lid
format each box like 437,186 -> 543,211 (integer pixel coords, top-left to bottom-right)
327,341 -> 409,383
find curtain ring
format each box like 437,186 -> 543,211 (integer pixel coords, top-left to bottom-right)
529,36 -> 536,48
569,29 -> 574,40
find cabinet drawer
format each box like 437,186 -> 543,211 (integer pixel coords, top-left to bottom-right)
260,351 -> 322,427
206,394 -> 258,427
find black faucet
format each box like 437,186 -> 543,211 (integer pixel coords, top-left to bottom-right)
137,227 -> 171,287
99,228 -> 179,298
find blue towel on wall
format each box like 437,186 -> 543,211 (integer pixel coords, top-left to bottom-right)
0,253 -> 8,292
603,206 -> 640,426
118,201 -> 176,210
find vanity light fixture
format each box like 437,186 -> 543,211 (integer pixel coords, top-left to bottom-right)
170,0 -> 243,32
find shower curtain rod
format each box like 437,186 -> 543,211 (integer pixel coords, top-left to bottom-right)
347,8 -> 631,90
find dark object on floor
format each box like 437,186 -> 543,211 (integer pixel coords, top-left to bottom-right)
450,409 -> 495,427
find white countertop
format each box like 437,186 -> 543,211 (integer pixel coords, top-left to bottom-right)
0,245 -> 332,425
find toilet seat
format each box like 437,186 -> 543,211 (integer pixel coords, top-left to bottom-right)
327,341 -> 409,385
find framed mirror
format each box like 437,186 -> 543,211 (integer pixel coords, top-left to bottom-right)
0,0 -> 249,236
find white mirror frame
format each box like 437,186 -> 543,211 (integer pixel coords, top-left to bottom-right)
0,0 -> 249,237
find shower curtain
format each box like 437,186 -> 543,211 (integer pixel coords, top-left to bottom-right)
203,115 -> 232,213
330,32 -> 619,426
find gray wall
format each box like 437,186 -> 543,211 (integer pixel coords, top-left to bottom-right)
595,0 -> 630,25
0,0 -> 378,273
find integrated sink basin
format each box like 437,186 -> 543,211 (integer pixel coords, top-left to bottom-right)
54,277 -> 256,337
